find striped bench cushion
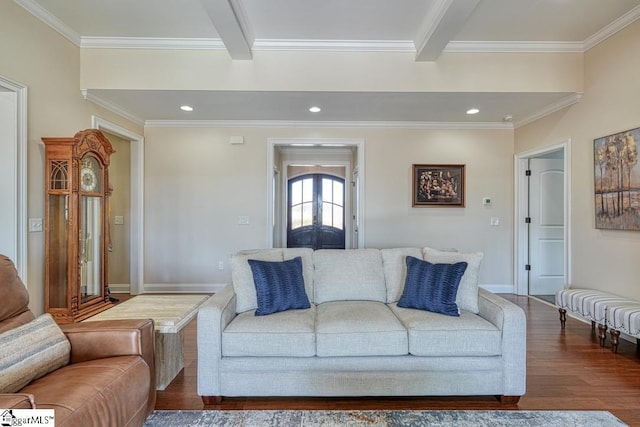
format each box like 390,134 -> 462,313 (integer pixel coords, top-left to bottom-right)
607,303 -> 640,337
555,289 -> 629,324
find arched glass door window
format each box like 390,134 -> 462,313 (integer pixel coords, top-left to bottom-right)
288,174 -> 345,250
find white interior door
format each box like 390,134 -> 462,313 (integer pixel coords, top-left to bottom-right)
0,91 -> 17,262
528,158 -> 565,295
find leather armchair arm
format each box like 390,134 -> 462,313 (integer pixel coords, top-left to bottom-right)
0,393 -> 36,409
61,318 -> 157,414
60,319 -> 156,387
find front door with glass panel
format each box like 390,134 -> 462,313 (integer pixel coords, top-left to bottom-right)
287,174 -> 345,249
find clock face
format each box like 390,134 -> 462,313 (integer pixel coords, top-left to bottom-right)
81,166 -> 97,192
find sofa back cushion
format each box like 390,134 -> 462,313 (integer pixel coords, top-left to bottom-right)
232,249 -> 284,313
423,247 -> 484,314
249,257 -> 311,316
381,248 -> 423,303
0,313 -> 70,393
0,255 -> 35,333
313,249 -> 386,303
231,248 -> 314,313
281,248 -> 314,304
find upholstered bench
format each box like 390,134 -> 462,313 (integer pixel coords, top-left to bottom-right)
556,288 -> 640,352
606,302 -> 640,352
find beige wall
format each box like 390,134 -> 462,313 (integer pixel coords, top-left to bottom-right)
0,2 -> 142,314
144,126 -> 514,287
81,49 -> 583,93
515,19 -> 640,299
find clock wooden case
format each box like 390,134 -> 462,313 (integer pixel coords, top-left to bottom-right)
43,129 -> 115,323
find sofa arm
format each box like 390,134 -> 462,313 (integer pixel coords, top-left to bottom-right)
60,318 -> 156,404
0,394 -> 35,409
197,284 -> 237,398
478,288 -> 527,396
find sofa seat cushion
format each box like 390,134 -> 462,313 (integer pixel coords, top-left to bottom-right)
21,355 -> 150,427
316,301 -> 408,357
222,306 -> 316,357
390,304 -> 501,356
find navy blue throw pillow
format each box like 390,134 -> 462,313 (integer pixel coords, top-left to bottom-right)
397,256 -> 468,316
248,256 -> 311,316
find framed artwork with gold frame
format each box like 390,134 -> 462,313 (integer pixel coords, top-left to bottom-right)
412,164 -> 465,207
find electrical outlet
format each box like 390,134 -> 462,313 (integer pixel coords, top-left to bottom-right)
218,260 -> 224,270
238,216 -> 250,225
491,217 -> 500,226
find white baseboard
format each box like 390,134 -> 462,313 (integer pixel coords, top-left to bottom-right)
142,283 -> 227,294
480,284 -> 515,294
108,284 -> 131,294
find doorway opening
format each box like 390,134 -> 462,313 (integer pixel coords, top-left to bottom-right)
267,139 -> 365,249
92,117 -> 145,294
0,76 -> 27,280
515,141 -> 571,300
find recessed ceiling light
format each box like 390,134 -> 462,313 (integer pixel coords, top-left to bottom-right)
309,106 -> 321,113
466,108 -> 480,115
180,105 -> 194,112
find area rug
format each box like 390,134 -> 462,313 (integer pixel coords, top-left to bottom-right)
143,410 -> 626,426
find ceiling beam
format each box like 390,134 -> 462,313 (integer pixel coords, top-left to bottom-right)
414,0 -> 481,61
200,0 -> 253,60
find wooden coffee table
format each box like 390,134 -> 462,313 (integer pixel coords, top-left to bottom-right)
85,294 -> 210,390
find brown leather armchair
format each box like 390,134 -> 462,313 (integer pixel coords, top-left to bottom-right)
0,255 -> 156,427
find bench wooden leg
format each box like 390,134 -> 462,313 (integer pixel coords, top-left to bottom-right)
610,329 -> 620,353
559,308 -> 566,329
598,323 -> 607,347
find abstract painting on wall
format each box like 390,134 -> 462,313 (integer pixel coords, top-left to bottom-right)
594,126 -> 640,230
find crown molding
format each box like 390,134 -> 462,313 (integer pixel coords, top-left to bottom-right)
144,119 -> 512,130
252,39 -> 416,53
584,4 -> 640,51
81,90 -> 144,127
15,0 -> 81,46
444,41 -> 584,53
80,37 -> 226,50
514,93 -> 583,128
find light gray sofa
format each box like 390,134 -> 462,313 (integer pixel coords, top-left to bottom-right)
197,248 -> 526,404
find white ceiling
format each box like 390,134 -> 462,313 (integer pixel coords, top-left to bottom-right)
17,0 -> 640,126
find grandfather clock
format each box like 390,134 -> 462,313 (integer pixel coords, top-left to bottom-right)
43,129 -> 115,323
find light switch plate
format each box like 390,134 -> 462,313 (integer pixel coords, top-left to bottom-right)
29,218 -> 43,232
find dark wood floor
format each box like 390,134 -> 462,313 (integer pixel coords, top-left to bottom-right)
144,294 -> 640,426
